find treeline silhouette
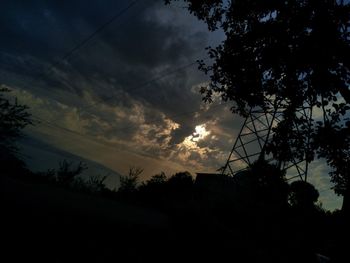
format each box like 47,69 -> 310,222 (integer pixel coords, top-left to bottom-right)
2,150 -> 349,262
3,155 -> 347,262
113,161 -> 347,263
1,87 -> 348,262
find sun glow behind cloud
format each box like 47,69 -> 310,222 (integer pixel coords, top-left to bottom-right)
175,123 -> 214,170
183,124 -> 210,148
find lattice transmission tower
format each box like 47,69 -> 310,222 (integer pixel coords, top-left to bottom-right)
221,100 -> 313,182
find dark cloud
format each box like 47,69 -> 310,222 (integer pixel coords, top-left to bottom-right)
1,0 -> 238,173
169,120 -> 194,145
1,0 -> 208,116
1,0 -> 214,151
1,1 -> 340,210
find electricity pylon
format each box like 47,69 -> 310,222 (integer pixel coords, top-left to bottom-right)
221,100 -> 313,181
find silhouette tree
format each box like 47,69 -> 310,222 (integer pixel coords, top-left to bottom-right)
118,167 -> 143,193
314,121 -> 350,214
137,172 -> 168,209
139,172 -> 167,193
0,86 -> 32,173
236,160 -> 289,210
145,172 -> 167,185
289,180 -> 319,210
287,181 -> 326,261
84,174 -> 108,193
167,171 -> 194,195
165,0 -> 350,211
56,159 -> 87,185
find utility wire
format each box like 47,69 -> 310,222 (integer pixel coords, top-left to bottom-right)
13,0 -> 227,164
61,0 -> 141,62
74,59 -> 206,114
12,0 -> 143,101
31,100 -> 230,141
5,0 -> 213,133
24,53 -> 210,129
30,115 -> 338,199
24,56 -> 210,133
27,101 -> 227,172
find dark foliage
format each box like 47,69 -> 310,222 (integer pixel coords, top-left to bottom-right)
138,172 -> 168,205
236,160 -> 289,210
33,160 -> 112,195
166,0 -> 350,113
3,155 -> 345,262
314,120 -> 350,213
56,159 -> 87,185
83,174 -> 108,193
289,180 -> 320,209
119,167 -> 143,193
120,162 -> 335,262
166,171 -> 194,195
0,87 -> 32,174
165,0 -> 350,213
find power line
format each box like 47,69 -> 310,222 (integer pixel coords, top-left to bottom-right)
24,54 -> 209,128
31,100 -> 230,142
75,59 -> 206,113
11,0 -> 143,101
11,0 -> 227,161
5,0 -> 213,133
30,114 -> 338,198
59,0 -> 152,67
19,46 -> 206,115
27,100 -> 229,175
31,115 -> 87,138
61,0 -> 141,62
25,60 -> 219,150
17,21 -> 211,139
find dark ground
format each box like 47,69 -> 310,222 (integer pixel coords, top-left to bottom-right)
1,174 -> 348,262
1,175 -> 171,262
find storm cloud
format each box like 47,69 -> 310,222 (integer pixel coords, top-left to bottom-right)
1,0 -> 341,210
1,0 -> 231,172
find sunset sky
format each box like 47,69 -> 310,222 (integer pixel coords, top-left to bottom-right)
1,0 -> 342,210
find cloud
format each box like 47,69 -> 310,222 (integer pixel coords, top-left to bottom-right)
4,79 -> 238,175
1,0 -> 341,211
0,0 -> 213,149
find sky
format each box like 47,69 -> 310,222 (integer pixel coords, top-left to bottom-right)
0,0 -> 342,210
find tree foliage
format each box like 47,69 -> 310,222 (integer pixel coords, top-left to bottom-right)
119,167 -> 144,193
166,0 -> 349,112
289,180 -> 319,208
139,172 -> 167,193
0,87 -> 32,151
167,171 -> 194,189
56,159 -> 87,184
315,121 -> 350,196
235,160 -> 289,209
0,86 -> 32,172
166,0 -> 350,208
